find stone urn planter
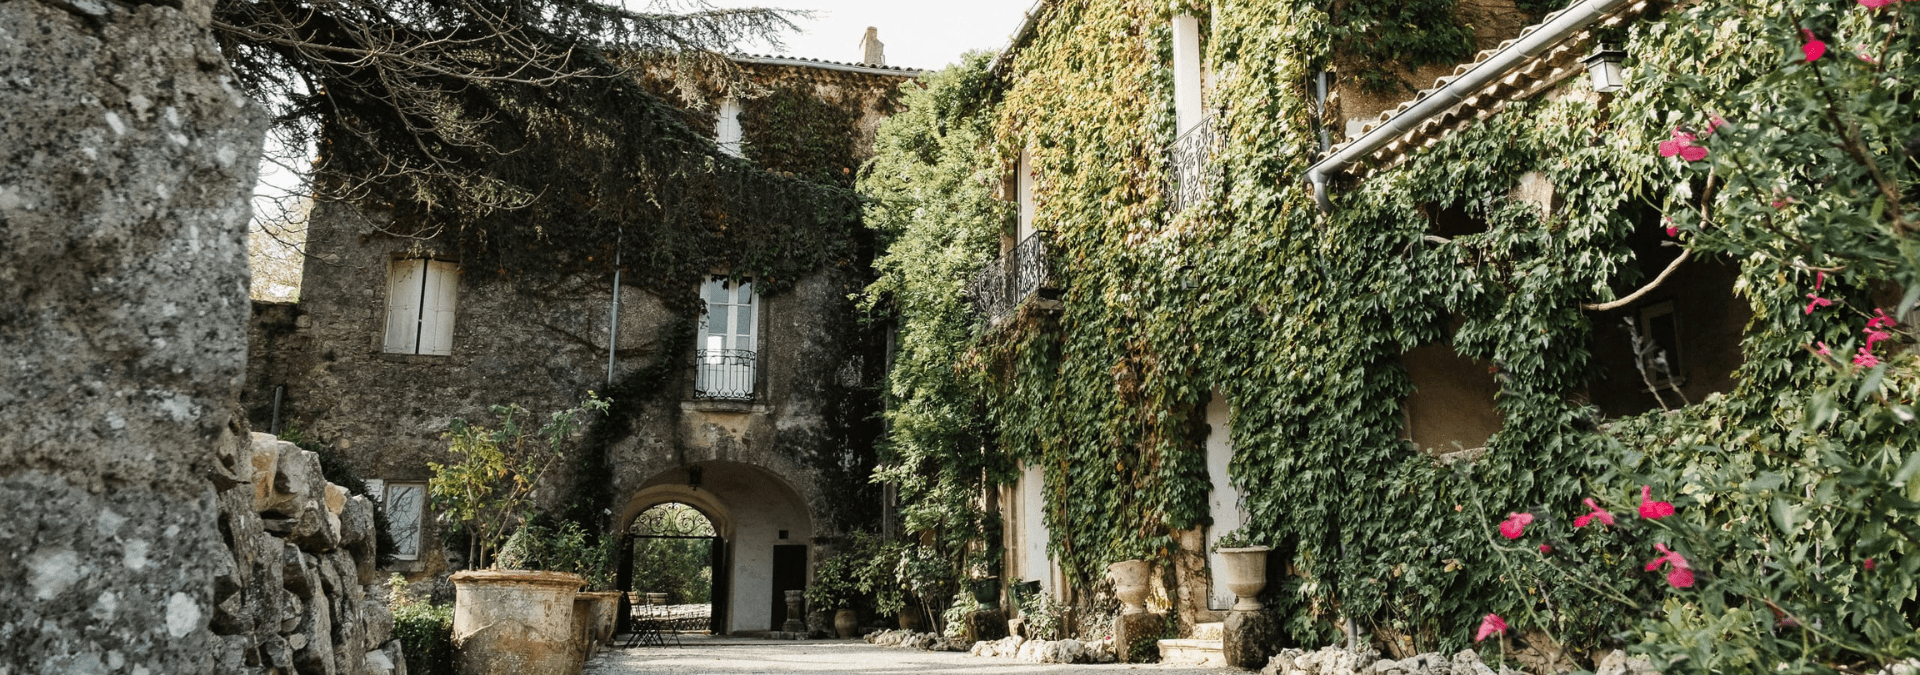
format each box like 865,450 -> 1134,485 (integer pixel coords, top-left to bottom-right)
1215,546 -> 1270,611
833,609 -> 860,638
451,570 -> 587,675
1106,560 -> 1151,615
580,591 -> 623,645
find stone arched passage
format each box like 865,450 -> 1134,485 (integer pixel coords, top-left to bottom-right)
617,461 -> 815,635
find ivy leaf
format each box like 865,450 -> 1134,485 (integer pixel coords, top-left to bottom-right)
1856,365 -> 1890,402
1770,497 -> 1799,536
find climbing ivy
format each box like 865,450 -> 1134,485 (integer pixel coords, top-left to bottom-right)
869,0 -> 1917,668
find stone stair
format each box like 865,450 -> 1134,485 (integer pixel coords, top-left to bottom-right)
1157,622 -> 1225,667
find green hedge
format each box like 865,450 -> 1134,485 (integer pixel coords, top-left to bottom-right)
393,601 -> 455,675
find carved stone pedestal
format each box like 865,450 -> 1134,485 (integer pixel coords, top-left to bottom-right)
782,589 -> 807,633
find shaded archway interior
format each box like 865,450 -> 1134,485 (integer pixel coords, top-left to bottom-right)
616,461 -> 816,634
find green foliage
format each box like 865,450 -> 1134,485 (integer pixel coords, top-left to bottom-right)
429,395 -> 609,568
1325,0 -> 1477,93
869,0 -> 1920,670
860,51 -> 1014,599
390,575 -> 456,675
1014,583 -> 1065,641
495,520 -> 618,589
805,552 -> 863,612
630,537 -> 713,605
744,86 -> 863,187
941,591 -> 985,639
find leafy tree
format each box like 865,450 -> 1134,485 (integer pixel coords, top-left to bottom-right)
429,395 -> 608,568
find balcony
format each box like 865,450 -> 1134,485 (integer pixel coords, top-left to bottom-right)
1165,113 -> 1219,217
694,349 -> 755,401
966,230 -> 1060,326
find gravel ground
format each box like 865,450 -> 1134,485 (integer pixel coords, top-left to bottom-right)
585,635 -> 1242,675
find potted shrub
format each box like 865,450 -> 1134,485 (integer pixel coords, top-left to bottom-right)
1211,529 -> 1269,611
805,553 -> 863,638
434,396 -> 607,675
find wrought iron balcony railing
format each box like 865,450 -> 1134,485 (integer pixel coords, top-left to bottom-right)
694,349 -> 756,401
966,230 -> 1059,326
1165,113 -> 1219,217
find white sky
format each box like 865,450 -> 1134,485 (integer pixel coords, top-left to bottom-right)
693,0 -> 1039,70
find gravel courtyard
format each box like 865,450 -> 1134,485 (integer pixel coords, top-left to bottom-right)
584,636 -> 1240,675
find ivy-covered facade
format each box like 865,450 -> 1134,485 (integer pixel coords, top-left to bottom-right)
865,0 -> 1919,670
247,52 -> 917,635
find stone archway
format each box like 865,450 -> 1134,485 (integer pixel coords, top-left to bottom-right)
617,461 -> 815,635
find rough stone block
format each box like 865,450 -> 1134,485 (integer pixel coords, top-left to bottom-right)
1115,612 -> 1167,664
1224,610 -> 1282,669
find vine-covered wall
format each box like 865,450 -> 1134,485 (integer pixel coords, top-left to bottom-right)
867,0 -> 1919,668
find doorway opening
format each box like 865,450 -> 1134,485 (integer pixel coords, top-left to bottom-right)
625,503 -> 724,634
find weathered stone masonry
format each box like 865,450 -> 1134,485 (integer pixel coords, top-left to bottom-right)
1,2 -> 393,673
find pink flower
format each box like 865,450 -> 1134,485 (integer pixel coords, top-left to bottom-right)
1866,328 -> 1893,350
1803,29 -> 1828,62
1816,342 -> 1832,356
1666,226 -> 1680,237
1771,196 -> 1800,208
1868,308 -> 1898,330
1859,48 -> 1880,65
1658,129 -> 1709,162
1574,498 -> 1616,528
1475,613 -> 1509,642
1499,512 -> 1535,540
1639,485 -> 1675,520
1855,347 -> 1880,368
1646,543 -> 1696,588
1860,0 -> 1895,9
1540,544 -> 1553,554
1806,293 -> 1834,315
1816,271 -> 1827,291
1865,558 -> 1877,571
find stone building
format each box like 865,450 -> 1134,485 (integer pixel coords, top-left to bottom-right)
246,42 -> 919,635
942,0 -> 1764,666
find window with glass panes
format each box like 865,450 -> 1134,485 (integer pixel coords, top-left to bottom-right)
696,277 -> 757,400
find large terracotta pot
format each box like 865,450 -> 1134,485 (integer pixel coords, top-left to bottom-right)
451,570 -> 586,675
581,591 -> 623,645
1215,546 -> 1270,611
834,609 -> 860,638
1106,560 -> 1151,615
572,594 -> 597,658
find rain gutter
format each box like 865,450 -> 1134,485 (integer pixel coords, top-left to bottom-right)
1304,0 -> 1630,211
989,0 -> 1053,77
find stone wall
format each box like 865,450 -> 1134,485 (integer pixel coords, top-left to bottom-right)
0,0 -> 266,671
213,433 -> 402,675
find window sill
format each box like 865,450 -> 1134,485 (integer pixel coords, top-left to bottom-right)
374,352 -> 451,364
681,399 -> 770,415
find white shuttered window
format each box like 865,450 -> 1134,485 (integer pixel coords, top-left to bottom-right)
383,259 -> 459,355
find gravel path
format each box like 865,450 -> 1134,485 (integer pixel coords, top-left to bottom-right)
585,636 -> 1243,675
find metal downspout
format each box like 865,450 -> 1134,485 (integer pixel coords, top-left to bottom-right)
1304,0 -> 1631,211
606,232 -> 622,387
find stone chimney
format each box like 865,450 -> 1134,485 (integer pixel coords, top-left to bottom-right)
859,27 -> 885,66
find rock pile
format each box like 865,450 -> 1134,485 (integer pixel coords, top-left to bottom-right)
1261,647 -> 1505,675
1262,646 -> 1660,675
864,629 -> 968,652
967,635 -> 1118,664
210,432 -> 402,675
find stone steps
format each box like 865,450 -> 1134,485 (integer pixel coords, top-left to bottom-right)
1158,622 -> 1225,667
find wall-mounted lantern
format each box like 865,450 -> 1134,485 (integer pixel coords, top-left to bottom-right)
687,465 -> 703,491
1582,44 -> 1628,93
